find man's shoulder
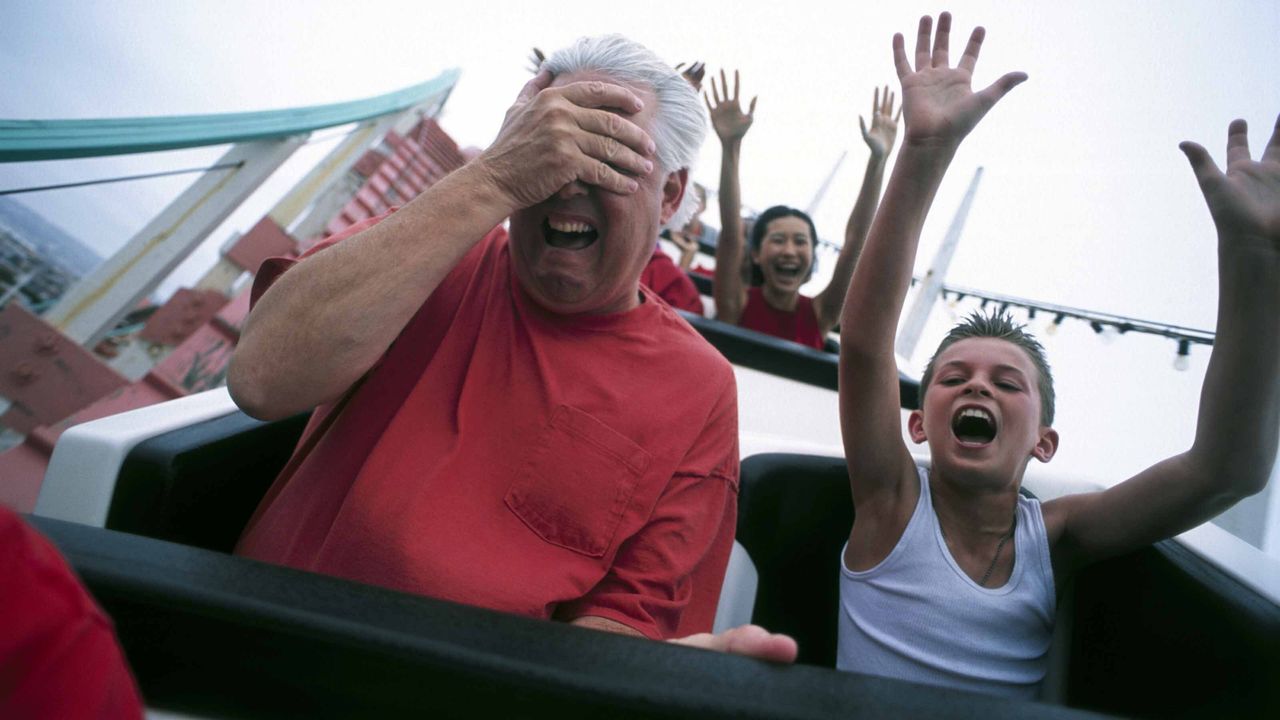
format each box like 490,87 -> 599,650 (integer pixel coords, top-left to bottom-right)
474,224 -> 510,256
641,290 -> 735,386
442,224 -> 511,293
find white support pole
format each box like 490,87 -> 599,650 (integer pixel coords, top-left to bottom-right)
282,105 -> 428,241
895,167 -> 983,360
44,137 -> 305,347
96,103 -> 435,380
193,231 -> 245,294
804,150 -> 847,218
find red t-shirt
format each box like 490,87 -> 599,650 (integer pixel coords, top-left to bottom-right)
237,215 -> 740,639
0,508 -> 144,719
738,286 -> 826,350
640,245 -> 704,315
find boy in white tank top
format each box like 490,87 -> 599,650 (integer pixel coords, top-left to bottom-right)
836,12 -> 1280,698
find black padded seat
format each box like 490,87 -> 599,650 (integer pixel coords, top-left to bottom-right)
105,410 -> 308,552
686,269 -> 713,297
31,515 -> 1105,719
1065,539 -> 1280,717
737,453 -> 854,667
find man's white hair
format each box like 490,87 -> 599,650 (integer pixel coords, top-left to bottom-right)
543,35 -> 706,229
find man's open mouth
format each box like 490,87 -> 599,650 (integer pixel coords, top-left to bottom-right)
544,218 -> 599,250
952,407 -> 998,445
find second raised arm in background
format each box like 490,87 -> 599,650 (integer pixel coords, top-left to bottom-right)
811,86 -> 901,334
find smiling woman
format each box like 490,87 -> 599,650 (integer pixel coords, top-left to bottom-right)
707,72 -> 900,350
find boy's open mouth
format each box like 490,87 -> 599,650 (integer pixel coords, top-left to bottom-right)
544,218 -> 598,250
952,407 -> 997,445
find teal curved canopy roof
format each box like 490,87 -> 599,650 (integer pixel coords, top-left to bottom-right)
0,69 -> 459,162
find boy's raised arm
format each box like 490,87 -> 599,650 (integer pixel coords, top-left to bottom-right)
1046,116 -> 1280,571
840,13 -> 1027,506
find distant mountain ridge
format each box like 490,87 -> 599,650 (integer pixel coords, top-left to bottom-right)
0,197 -> 102,276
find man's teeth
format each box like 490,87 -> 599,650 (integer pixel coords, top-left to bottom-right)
548,219 -> 595,233
958,408 -> 993,423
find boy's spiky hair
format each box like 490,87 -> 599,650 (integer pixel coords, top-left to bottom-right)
920,310 -> 1056,426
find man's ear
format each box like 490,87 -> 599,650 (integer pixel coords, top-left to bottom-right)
660,168 -> 688,224
908,410 -> 928,444
1032,427 -> 1059,463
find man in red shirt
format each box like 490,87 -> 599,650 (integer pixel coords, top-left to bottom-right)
641,242 -> 705,314
229,36 -> 792,660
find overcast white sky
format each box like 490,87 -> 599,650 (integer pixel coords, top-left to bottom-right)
1,0 -> 1278,490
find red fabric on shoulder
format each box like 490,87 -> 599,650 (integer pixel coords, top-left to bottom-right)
0,508 -> 143,719
738,286 -> 825,350
641,245 -> 704,315
250,211 -> 396,308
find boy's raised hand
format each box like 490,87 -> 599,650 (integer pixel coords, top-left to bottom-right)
1043,116 -> 1280,572
894,12 -> 1027,151
1180,116 -> 1280,246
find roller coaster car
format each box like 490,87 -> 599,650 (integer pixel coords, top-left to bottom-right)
26,309 -> 1279,719
30,383 -> 1280,719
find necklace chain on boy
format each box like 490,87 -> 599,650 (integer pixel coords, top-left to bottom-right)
939,512 -> 1018,587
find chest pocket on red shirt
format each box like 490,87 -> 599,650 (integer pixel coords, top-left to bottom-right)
505,405 -> 652,558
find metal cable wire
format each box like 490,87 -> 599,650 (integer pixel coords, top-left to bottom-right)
0,161 -> 245,196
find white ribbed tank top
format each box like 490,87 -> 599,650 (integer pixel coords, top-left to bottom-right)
837,464 -> 1055,699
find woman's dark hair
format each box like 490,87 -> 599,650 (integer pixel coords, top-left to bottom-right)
749,205 -> 819,284
749,206 -> 817,251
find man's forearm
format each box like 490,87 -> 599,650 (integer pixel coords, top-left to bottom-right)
570,615 -> 645,637
230,164 -> 512,420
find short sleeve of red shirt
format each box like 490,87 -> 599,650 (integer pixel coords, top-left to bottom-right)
0,508 -> 143,719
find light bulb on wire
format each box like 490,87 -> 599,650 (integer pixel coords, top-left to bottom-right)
1174,339 -> 1191,371
1091,321 -> 1118,344
1046,313 -> 1065,336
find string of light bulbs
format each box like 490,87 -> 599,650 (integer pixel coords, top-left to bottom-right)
912,278 -> 1215,371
